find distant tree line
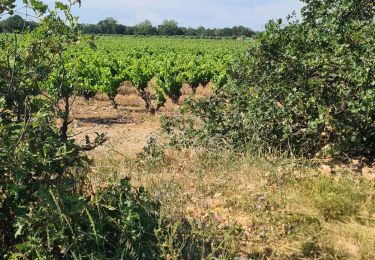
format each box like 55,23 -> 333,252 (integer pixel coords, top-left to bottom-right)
1,15 -> 256,38
77,18 -> 256,38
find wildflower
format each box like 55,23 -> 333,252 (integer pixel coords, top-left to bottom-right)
212,212 -> 221,222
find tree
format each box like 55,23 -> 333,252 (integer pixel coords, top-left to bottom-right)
78,23 -> 99,34
115,23 -> 125,34
301,0 -> 374,25
57,19 -> 257,38
231,25 -> 254,37
196,26 -> 206,36
134,19 -> 156,35
158,19 -> 181,35
97,17 -> 118,34
1,15 -> 25,32
0,0 -> 16,14
123,25 -> 134,35
185,27 -> 197,36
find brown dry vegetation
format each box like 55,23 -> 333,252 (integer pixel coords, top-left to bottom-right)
70,86 -> 375,259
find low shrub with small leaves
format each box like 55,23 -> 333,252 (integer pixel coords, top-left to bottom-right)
168,0 -> 375,157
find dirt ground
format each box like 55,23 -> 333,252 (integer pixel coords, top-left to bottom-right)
70,83 -> 208,158
72,97 -> 161,158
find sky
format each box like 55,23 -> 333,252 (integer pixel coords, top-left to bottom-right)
15,0 -> 305,31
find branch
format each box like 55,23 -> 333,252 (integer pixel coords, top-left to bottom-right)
79,133 -> 108,152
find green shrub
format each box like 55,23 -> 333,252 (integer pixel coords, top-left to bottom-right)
0,108 -> 87,254
170,0 -> 375,157
9,179 -> 160,259
0,1 -> 162,258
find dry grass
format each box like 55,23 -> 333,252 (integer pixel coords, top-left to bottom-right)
181,84 -> 194,95
115,94 -> 145,107
118,81 -> 139,96
195,82 -> 213,97
88,146 -> 375,259
72,94 -> 374,258
325,222 -> 375,259
94,93 -> 110,101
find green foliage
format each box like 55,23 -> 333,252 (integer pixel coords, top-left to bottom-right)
77,17 -> 255,38
10,179 -> 160,259
0,107 -> 87,255
301,0 -> 374,24
161,84 -> 253,149
156,57 -> 185,105
0,1 -> 162,258
134,19 -> 157,36
183,55 -> 213,91
0,15 -> 37,32
158,19 -> 182,36
0,0 -> 87,254
97,17 -> 118,34
137,137 -> 165,166
0,0 -> 16,14
169,0 -> 375,156
54,36 -> 244,112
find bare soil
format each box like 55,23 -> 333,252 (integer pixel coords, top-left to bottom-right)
72,97 -> 161,158
71,82 -> 213,158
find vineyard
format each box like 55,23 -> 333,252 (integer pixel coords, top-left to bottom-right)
1,0 -> 375,259
0,34 -> 249,113
45,36 -> 249,111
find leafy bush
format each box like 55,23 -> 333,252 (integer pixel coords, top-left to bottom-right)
1,1 -> 162,258
170,0 -> 375,157
0,106 -> 87,254
10,179 -> 160,259
1,1 -> 88,253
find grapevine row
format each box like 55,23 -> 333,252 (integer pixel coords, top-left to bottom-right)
45,37 -> 248,112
